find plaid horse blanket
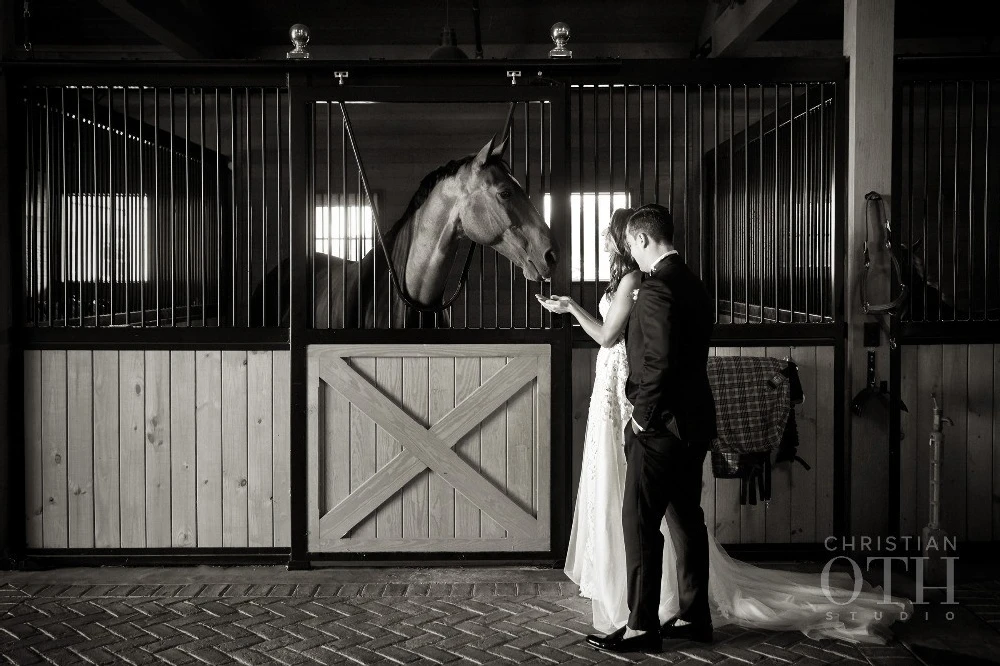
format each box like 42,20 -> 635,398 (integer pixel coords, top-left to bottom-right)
706,356 -> 810,505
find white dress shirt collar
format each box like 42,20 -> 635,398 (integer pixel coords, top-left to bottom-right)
649,249 -> 679,273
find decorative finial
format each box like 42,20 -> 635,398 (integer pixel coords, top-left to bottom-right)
287,24 -> 311,59
549,22 -> 572,58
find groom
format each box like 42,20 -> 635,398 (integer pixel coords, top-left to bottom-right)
586,204 -> 718,653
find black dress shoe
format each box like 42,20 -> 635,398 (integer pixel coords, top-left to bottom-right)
585,626 -> 662,653
659,617 -> 713,643
584,625 -> 625,649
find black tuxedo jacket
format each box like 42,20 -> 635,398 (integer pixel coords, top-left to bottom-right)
625,254 -> 718,446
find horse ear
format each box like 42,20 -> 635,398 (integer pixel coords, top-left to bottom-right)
491,133 -> 510,159
475,135 -> 497,167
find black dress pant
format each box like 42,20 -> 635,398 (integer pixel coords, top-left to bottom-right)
622,424 -> 711,631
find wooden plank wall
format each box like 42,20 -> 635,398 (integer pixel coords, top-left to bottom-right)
22,349 -> 291,549
899,344 -> 1000,542
569,345 -> 835,544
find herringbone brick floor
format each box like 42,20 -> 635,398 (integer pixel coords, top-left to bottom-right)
0,571 -> 929,666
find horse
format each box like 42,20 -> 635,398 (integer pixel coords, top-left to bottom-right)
251,135 -> 558,328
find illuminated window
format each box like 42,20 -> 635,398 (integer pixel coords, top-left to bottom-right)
543,192 -> 631,281
61,194 -> 149,281
315,194 -> 377,261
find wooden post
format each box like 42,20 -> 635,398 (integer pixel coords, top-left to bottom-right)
844,0 -> 895,538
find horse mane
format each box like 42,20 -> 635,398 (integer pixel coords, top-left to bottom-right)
384,152 -> 508,241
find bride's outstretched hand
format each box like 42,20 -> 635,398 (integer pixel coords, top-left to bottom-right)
535,293 -> 573,314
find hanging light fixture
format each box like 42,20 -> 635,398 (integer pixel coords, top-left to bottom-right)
429,0 -> 468,59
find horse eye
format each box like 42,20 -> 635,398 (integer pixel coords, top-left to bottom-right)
498,190 -> 513,201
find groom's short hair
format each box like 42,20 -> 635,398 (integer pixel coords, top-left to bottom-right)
627,204 -> 674,244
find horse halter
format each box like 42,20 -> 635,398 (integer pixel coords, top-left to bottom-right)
860,191 -> 908,348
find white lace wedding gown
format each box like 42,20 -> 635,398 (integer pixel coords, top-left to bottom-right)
564,294 -> 913,644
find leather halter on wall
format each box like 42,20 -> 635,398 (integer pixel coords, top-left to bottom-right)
860,191 -> 908,349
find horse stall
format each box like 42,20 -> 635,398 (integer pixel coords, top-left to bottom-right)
892,57 -> 1000,545
8,57 -> 848,568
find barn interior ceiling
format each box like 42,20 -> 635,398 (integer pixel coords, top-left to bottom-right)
6,0 -> 1000,60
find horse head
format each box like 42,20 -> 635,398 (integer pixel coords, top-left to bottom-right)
456,136 -> 558,282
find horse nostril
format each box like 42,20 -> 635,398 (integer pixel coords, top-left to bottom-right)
544,248 -> 558,268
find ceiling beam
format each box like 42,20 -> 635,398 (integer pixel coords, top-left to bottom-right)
697,0 -> 799,57
96,0 -> 220,58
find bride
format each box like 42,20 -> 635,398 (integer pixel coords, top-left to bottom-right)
537,208 -> 913,645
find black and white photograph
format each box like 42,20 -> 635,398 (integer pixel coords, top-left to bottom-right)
1,1 -> 999,664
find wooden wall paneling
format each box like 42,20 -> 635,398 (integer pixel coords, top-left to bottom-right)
813,346 -> 835,537
375,357 -> 404,539
93,350 -> 120,548
535,348 -> 551,546
247,350 -> 274,547
144,350 -> 171,548
480,357 -> 508,538
713,346 -> 742,543
941,344 -> 968,540
764,346 -> 792,543
118,350 -> 145,548
739,346 -> 766,543
789,345 -> 817,543
272,351 -> 292,547
507,356 -> 534,525
222,351 -> 249,547
170,351 -> 197,547
427,357 -> 456,538
24,350 -> 43,548
966,344 -> 993,541
308,354 -> 320,548
41,351 -> 68,548
196,350 -> 223,547
66,350 -> 94,548
402,357 -> 430,539
319,353 -> 351,542
350,357 -> 377,538
898,345 -> 918,535
454,356 -> 482,539
914,345 -> 942,532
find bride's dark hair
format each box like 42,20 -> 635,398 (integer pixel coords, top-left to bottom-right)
605,207 -> 640,298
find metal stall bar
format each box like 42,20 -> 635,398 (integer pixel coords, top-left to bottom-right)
985,81 -> 991,320
326,102 -> 332,329
713,85 -> 719,321
60,87 -> 67,326
261,88 -> 267,330
246,88 -> 252,328
524,102 -> 530,328
201,89 -> 206,326
758,84 -> 764,323
728,84 -> 734,319
742,84 -> 748,323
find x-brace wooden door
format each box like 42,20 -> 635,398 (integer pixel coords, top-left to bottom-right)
307,344 -> 550,552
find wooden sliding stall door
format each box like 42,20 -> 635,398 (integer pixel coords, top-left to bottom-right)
307,344 -> 551,553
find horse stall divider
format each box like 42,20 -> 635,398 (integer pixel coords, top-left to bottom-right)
891,57 -> 1000,544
